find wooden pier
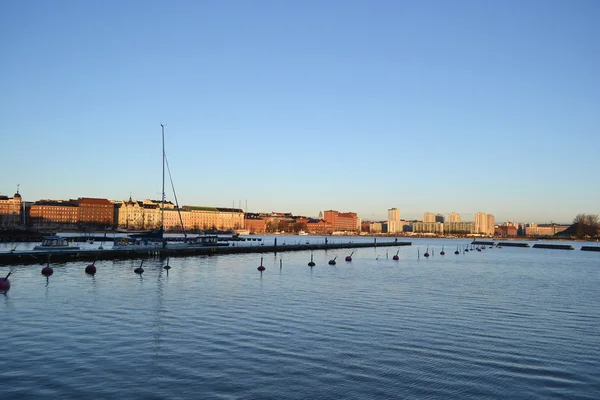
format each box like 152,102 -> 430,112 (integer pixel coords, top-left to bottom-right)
0,241 -> 412,266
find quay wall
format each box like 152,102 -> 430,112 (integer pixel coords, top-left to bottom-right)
0,241 -> 412,266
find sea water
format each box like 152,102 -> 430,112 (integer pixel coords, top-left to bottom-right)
1,237 -> 599,399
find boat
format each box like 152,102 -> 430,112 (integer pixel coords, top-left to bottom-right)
114,124 -> 168,250
33,236 -> 80,251
168,234 -> 230,248
114,237 -> 163,250
297,231 -> 308,236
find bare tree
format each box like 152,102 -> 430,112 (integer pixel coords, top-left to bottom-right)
573,214 -> 600,238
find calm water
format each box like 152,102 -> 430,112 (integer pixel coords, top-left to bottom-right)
1,237 -> 599,399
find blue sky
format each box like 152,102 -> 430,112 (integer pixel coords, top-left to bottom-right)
1,0 -> 599,224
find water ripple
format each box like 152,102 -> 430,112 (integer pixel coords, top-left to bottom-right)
1,239 -> 599,399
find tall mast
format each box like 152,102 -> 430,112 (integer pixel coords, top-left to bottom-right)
161,124 -> 165,232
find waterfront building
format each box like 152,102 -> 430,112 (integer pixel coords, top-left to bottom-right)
370,222 -> 383,233
423,212 -> 435,223
388,208 -> 401,233
30,197 -> 115,228
445,222 -> 475,234
244,218 -> 267,234
495,225 -> 518,237
475,212 -> 495,236
30,200 -> 79,228
116,199 -> 244,232
361,220 -> 371,232
260,212 -> 294,233
178,207 -> 244,232
413,221 -> 444,234
116,199 -> 171,230
525,224 -> 568,236
117,198 -> 146,229
142,202 -> 162,229
323,210 -> 359,233
448,212 -> 461,223
306,218 -> 332,235
435,214 -> 445,224
77,197 -> 114,227
0,190 -> 22,228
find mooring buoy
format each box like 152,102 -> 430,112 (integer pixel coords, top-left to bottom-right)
134,260 -> 144,274
85,260 -> 97,275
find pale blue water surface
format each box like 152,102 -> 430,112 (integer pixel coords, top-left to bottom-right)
1,237 -> 599,399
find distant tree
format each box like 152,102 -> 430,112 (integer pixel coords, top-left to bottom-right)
573,214 -> 600,238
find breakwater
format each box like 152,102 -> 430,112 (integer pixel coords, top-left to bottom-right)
532,244 -> 574,250
581,246 -> 600,252
497,242 -> 530,248
0,241 -> 412,266
472,241 -> 496,245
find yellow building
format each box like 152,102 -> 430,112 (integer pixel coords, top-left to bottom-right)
370,222 -> 383,233
116,199 -> 174,230
423,212 -> 436,223
185,207 -> 244,231
115,199 -> 244,232
448,212 -> 461,223
0,191 -> 22,227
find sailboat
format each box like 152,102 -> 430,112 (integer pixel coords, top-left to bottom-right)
114,125 -> 167,250
158,126 -> 229,249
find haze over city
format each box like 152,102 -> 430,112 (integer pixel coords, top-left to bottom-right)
2,1 -> 599,224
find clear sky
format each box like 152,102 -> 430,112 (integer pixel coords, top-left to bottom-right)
1,0 -> 599,224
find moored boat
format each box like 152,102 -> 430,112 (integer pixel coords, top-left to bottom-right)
167,235 -> 230,248
33,236 -> 80,251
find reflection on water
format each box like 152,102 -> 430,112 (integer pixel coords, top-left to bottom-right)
0,237 -> 599,399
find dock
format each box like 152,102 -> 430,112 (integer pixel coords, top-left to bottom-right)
0,241 -> 412,266
532,244 -> 574,250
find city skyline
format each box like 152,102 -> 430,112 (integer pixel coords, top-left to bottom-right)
0,187 -> 576,225
1,1 -> 599,224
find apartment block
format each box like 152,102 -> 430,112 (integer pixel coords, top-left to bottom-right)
423,212 -> 436,223
413,221 -> 444,234
388,208 -> 401,233
445,221 -> 475,234
323,210 -> 358,233
475,212 -> 495,236
448,212 -> 461,223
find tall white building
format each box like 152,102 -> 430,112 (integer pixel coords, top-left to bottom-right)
388,208 -> 401,233
423,212 -> 435,223
448,212 -> 461,223
475,212 -> 495,235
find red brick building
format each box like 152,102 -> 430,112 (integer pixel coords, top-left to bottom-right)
306,219 -> 332,235
30,200 -> 79,227
323,210 -> 358,233
495,225 -> 518,237
244,218 -> 267,233
29,197 -> 115,227
77,197 -> 115,226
